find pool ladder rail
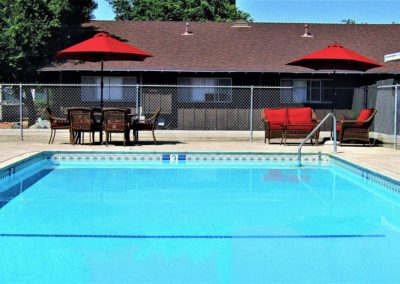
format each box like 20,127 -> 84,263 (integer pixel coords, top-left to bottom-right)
297,113 -> 337,167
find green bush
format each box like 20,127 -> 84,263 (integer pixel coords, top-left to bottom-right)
34,100 -> 48,120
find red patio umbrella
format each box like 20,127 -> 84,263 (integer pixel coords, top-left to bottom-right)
287,42 -> 384,141
287,43 -> 384,111
56,32 -> 153,107
287,42 -> 384,71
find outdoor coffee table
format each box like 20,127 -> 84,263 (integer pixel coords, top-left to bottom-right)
282,124 -> 318,146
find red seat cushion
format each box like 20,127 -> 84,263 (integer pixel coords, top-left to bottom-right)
263,108 -> 288,125
269,124 -> 285,130
285,124 -> 314,130
287,108 -> 312,125
51,122 -> 69,128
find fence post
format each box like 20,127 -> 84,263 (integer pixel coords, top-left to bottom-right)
394,86 -> 398,150
249,86 -> 254,142
0,85 -> 2,121
135,84 -> 139,115
19,83 -> 23,141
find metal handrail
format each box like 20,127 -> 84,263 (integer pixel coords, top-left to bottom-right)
297,113 -> 337,167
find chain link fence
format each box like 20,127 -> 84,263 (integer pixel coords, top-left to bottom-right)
0,83 -> 397,147
365,85 -> 399,149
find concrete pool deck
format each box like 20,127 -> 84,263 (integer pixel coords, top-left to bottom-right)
0,141 -> 399,181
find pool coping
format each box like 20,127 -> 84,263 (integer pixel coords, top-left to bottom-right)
0,150 -> 399,195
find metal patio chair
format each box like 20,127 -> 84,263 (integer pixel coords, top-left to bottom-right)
131,108 -> 161,145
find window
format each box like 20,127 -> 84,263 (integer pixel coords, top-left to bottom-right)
81,76 -> 137,102
178,78 -> 232,103
0,87 -> 19,104
280,79 -> 333,103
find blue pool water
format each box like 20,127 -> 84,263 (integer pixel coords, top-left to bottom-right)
0,155 -> 400,283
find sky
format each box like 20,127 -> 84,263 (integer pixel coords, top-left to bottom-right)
94,0 -> 400,24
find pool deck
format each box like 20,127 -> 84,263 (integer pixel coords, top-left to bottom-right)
0,141 -> 399,181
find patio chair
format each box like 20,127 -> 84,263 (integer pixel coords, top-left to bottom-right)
68,108 -> 101,145
44,107 -> 70,144
102,108 -> 130,146
131,108 -> 161,145
337,108 -> 377,146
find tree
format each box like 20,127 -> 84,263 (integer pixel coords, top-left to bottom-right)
0,0 -> 97,82
107,0 -> 251,22
0,0 -> 96,126
341,19 -> 368,24
341,19 -> 356,24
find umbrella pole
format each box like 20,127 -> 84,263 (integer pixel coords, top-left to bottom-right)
101,60 -> 104,109
330,68 -> 337,140
332,68 -> 336,114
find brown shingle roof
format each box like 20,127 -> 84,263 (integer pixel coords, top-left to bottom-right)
42,21 -> 400,73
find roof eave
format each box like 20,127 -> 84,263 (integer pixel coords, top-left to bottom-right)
38,68 -> 400,74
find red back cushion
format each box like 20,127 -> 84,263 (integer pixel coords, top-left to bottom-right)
263,108 -> 288,125
287,108 -> 312,124
357,109 -> 374,122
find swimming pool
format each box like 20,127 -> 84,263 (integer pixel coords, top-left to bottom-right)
0,151 -> 399,283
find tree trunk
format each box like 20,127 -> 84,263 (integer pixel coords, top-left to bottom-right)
23,90 -> 37,127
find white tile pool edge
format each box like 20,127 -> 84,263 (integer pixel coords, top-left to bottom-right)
50,152 -> 330,165
0,151 -> 399,194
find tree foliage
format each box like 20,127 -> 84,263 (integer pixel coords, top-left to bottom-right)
341,19 -> 368,24
107,0 -> 251,22
0,0 -> 97,82
341,19 -> 356,24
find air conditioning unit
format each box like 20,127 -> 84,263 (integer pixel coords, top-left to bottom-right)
384,52 -> 400,62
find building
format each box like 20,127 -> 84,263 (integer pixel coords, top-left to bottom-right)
39,21 -> 400,132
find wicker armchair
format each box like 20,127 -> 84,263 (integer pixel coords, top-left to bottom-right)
337,109 -> 377,146
68,108 -> 101,145
44,107 -> 70,144
102,108 -> 130,146
131,108 -> 161,145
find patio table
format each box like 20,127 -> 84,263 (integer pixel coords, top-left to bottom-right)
65,108 -> 139,145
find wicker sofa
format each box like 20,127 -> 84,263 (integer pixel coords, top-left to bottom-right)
261,107 -> 319,145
